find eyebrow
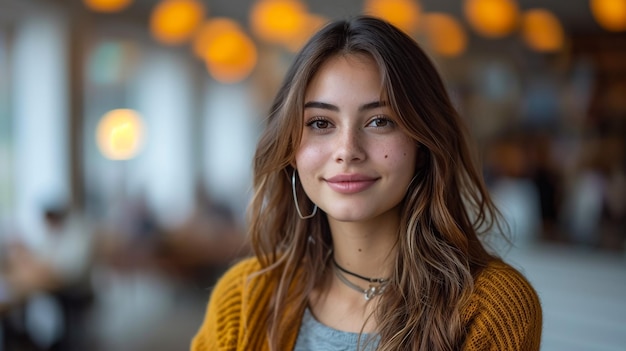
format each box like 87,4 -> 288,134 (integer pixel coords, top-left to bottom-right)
303,100 -> 388,112
303,101 -> 339,111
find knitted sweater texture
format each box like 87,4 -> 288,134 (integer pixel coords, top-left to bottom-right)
191,257 -> 542,351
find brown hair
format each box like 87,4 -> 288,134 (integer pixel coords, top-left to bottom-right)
248,15 -> 501,351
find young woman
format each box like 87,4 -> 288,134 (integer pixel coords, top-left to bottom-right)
191,16 -> 542,351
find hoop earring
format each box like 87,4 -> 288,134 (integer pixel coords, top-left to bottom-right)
292,170 -> 317,219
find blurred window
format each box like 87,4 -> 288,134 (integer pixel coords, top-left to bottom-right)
82,34 -> 142,216
0,28 -> 14,218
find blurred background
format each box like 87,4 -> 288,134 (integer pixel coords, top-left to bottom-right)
0,0 -> 624,350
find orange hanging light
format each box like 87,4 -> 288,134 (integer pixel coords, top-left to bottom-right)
464,0 -> 520,38
590,0 -> 626,31
363,0 -> 422,34
150,0 -> 206,45
521,9 -> 565,52
422,13 -> 468,57
83,0 -> 133,13
250,0 -> 309,45
192,18 -> 242,58
194,18 -> 258,83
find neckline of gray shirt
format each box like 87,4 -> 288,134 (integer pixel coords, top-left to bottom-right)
293,307 -> 380,351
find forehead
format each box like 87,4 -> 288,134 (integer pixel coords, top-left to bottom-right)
314,53 -> 379,78
304,53 -> 384,99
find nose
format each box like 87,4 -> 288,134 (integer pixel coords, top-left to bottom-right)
334,128 -> 365,163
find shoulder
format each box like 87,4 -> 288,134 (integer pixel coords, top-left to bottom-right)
208,256 -> 266,309
461,260 -> 543,351
216,256 -> 264,289
472,260 -> 540,308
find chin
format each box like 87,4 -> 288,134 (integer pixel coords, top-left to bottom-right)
325,208 -> 377,223
323,202 -> 402,225
329,215 -> 367,223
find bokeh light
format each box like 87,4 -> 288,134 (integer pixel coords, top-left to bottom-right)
149,0 -> 206,45
464,0 -> 520,38
250,0 -> 309,46
422,12 -> 468,57
521,9 -> 565,52
83,0 -> 133,13
96,109 -> 144,160
590,0 -> 626,31
192,18 -> 241,58
194,18 -> 258,83
363,0 -> 421,34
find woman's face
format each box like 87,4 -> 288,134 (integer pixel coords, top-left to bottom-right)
295,54 -> 417,225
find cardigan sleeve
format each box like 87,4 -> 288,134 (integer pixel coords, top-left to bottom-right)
190,257 -> 260,351
461,261 -> 543,351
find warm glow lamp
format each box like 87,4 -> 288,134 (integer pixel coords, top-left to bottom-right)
521,9 -> 565,52
464,0 -> 520,38
364,0 -> 421,34
96,109 -> 144,160
422,13 -> 468,57
150,0 -> 206,45
83,0 -> 133,13
590,0 -> 626,31
192,18 -> 242,58
194,18 -> 258,83
250,0 -> 308,45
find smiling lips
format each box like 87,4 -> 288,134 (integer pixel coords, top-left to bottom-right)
325,174 -> 378,194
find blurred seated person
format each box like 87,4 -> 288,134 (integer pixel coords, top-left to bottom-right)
4,207 -> 93,296
1,204 -> 95,350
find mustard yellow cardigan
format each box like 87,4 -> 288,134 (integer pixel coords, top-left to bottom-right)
191,257 -> 542,351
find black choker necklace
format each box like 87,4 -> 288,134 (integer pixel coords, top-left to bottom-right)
331,257 -> 389,301
332,257 -> 388,283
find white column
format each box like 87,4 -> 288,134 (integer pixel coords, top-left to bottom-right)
131,49 -> 195,229
12,9 -> 69,246
202,81 -> 258,217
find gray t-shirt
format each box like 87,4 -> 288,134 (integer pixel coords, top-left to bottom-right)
294,308 -> 380,351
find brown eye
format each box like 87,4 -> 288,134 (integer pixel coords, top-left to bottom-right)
312,120 -> 329,129
368,117 -> 392,127
306,118 -> 331,130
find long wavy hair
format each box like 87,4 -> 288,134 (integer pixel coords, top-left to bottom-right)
248,15 -> 501,351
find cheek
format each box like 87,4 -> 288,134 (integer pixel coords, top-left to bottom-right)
378,140 -> 417,170
294,142 -> 325,170
386,156 -> 415,177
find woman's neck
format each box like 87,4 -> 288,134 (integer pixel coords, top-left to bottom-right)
327,218 -> 398,281
308,218 -> 398,333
